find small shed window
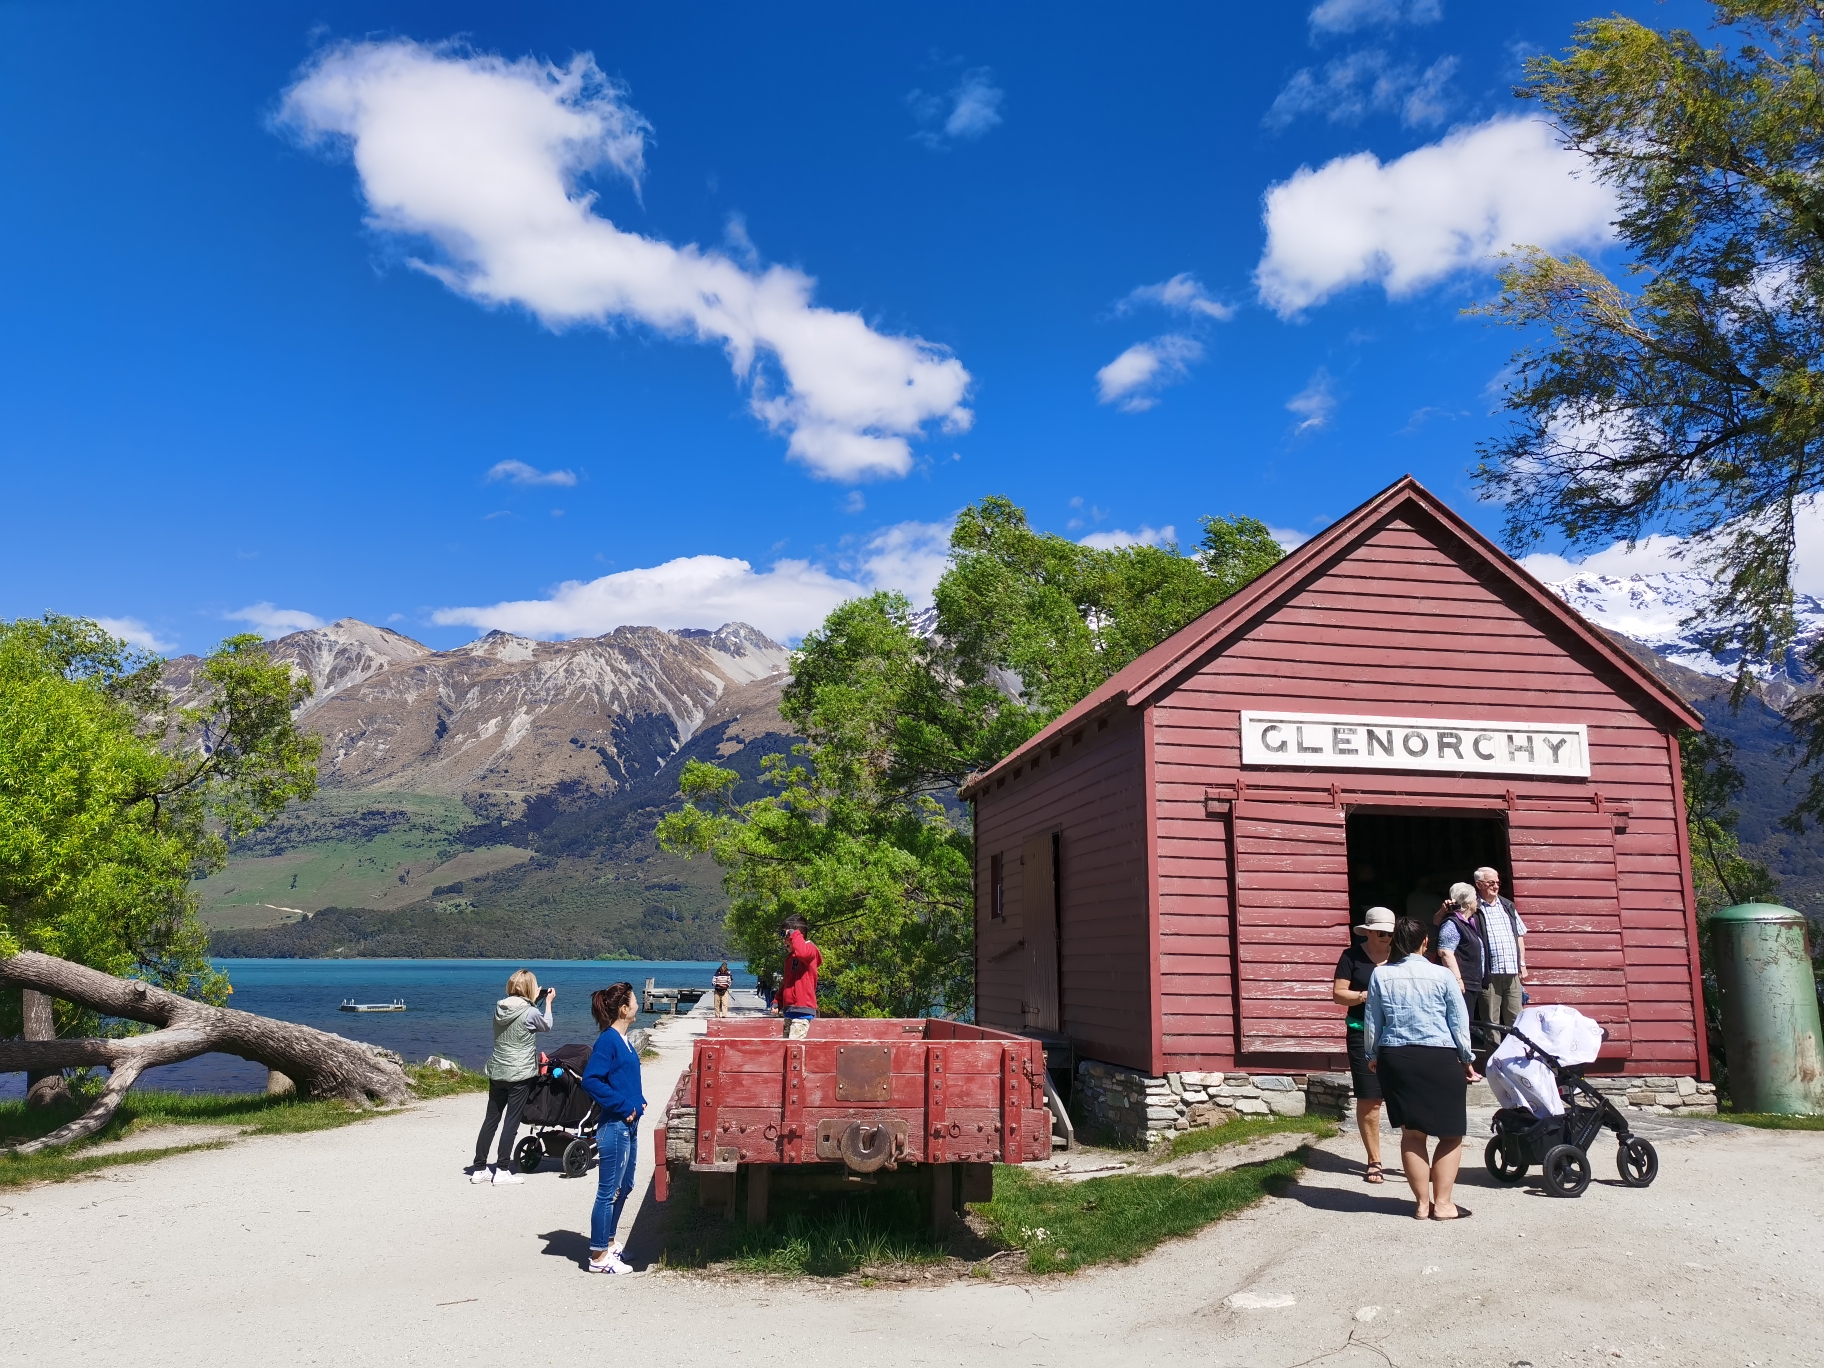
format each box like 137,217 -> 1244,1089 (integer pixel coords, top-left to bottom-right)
990,852 -> 1005,919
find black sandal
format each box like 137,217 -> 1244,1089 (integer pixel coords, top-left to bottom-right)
1363,1161 -> 1385,1184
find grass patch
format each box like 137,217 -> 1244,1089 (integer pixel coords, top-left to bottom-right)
0,1064 -> 487,1189
1712,1108 -> 1824,1130
1166,1113 -> 1337,1160
405,1063 -> 491,1099
655,1170 -> 952,1276
0,1141 -> 229,1190
974,1152 -> 1306,1274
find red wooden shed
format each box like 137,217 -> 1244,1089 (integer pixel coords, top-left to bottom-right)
961,476 -> 1708,1095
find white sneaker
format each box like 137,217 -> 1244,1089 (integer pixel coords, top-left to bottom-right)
492,1168 -> 524,1185
468,1167 -> 492,1184
587,1252 -> 634,1275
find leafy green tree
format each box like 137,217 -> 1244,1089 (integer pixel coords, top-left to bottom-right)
937,497 -> 1284,717
0,616 -> 320,1038
1473,2 -> 1824,817
660,499 -> 1283,1016
658,595 -> 985,1016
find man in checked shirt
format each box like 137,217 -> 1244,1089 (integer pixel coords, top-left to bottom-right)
1469,866 -> 1528,1028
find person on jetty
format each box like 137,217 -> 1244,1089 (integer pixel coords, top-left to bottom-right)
471,969 -> 555,1186
711,961 -> 733,1018
582,982 -> 646,1275
1364,915 -> 1480,1221
779,914 -> 822,1039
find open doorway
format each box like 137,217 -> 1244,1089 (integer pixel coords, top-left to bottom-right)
1345,811 -> 1511,924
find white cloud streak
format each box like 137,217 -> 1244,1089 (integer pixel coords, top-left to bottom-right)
487,459 -> 577,487
94,616 -> 178,654
277,40 -> 972,481
1309,0 -> 1441,35
1096,334 -> 1203,412
1080,525 -> 1177,550
433,520 -> 955,644
1117,272 -> 1233,320
1286,369 -> 1337,434
1255,116 -> 1616,316
910,67 -> 1005,147
1265,50 -> 1457,130
228,603 -> 328,638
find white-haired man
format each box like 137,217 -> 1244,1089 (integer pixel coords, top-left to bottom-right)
1472,866 -> 1527,1027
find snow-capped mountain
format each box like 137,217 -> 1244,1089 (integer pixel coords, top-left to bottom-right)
1544,569 -> 1824,688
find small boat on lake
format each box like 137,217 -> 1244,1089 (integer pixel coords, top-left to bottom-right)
339,999 -> 407,1013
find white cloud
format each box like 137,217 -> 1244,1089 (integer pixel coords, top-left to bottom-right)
1096,334 -> 1203,412
278,40 -> 972,482
1117,272 -> 1233,320
228,603 -> 327,638
433,518 -> 957,643
851,520 -> 953,607
1309,0 -> 1441,35
1265,51 -> 1456,131
1255,115 -> 1617,316
1287,369 -> 1337,434
1519,535 -> 1690,586
94,616 -> 177,654
487,459 -> 577,487
910,68 -> 1004,147
1081,525 -> 1177,550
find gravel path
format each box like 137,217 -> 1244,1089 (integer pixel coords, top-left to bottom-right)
5,1018 -> 1819,1367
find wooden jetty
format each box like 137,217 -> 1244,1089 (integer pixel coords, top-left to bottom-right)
641,978 -> 708,1015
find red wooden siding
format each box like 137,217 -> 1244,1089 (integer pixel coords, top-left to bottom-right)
1231,801 -> 1350,1053
1508,808 -> 1628,1052
1146,513 -> 1698,1076
973,710 -> 1152,1071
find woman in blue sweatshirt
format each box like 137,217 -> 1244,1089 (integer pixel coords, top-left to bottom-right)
581,982 -> 646,1274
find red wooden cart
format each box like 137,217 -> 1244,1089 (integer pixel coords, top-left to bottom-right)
655,1018 -> 1054,1228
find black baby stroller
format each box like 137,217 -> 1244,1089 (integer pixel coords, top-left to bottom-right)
1483,1015 -> 1658,1197
513,1043 -> 600,1177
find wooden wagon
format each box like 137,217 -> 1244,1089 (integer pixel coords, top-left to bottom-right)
654,1018 -> 1056,1228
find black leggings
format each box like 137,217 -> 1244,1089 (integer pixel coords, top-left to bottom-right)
474,1078 -> 532,1168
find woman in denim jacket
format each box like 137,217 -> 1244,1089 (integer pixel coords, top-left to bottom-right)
1365,914 -> 1481,1221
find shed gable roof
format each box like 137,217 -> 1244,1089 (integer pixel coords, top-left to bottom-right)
959,475 -> 1702,798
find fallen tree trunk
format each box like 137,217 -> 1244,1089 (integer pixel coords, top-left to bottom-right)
1,951 -> 412,1155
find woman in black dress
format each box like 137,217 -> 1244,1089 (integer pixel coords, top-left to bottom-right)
1365,914 -> 1480,1220
1333,906 -> 1394,1183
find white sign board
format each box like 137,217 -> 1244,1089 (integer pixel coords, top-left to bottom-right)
1239,710 -> 1590,779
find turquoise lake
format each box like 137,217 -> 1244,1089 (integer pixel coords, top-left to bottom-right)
0,958 -> 753,1099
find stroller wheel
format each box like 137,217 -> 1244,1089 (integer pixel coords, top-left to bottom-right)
562,1137 -> 595,1179
514,1135 -> 544,1175
1484,1134 -> 1530,1185
1617,1136 -> 1658,1188
1542,1143 -> 1591,1197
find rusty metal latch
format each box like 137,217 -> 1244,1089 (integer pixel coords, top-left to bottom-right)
816,1118 -> 908,1171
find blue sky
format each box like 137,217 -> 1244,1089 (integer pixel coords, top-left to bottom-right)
0,0 -> 1719,653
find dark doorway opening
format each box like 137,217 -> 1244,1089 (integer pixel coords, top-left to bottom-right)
1345,811 -> 1512,924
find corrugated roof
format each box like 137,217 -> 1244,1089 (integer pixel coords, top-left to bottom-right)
957,475 -> 1703,799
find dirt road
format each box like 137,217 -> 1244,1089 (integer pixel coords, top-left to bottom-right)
6,1015 -> 1818,1367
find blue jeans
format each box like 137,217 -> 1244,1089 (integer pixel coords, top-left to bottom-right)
591,1118 -> 639,1251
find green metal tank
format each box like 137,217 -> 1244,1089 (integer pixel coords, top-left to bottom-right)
1710,903 -> 1824,1115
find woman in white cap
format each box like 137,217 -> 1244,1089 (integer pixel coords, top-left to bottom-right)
1333,906 -> 1394,1183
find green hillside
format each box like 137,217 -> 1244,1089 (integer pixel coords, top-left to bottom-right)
209,721 -> 798,959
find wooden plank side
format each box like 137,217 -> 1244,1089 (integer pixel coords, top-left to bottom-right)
1232,802 -> 1350,1052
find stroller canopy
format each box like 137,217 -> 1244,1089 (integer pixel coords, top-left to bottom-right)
1487,1005 -> 1605,1118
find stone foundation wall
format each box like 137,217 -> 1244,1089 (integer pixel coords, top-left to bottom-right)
1074,1057 -> 1716,1148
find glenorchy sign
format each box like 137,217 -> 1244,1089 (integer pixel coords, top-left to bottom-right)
1239,710 -> 1591,779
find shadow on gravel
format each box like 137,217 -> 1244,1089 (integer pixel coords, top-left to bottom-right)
537,1228 -> 594,1267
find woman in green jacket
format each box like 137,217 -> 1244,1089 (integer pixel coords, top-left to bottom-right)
470,968 -> 554,1185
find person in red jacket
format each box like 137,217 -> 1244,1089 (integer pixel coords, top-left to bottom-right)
779,914 -> 822,1037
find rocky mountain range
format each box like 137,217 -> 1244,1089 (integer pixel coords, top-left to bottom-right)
188,620 -> 797,955
173,618 -> 792,805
